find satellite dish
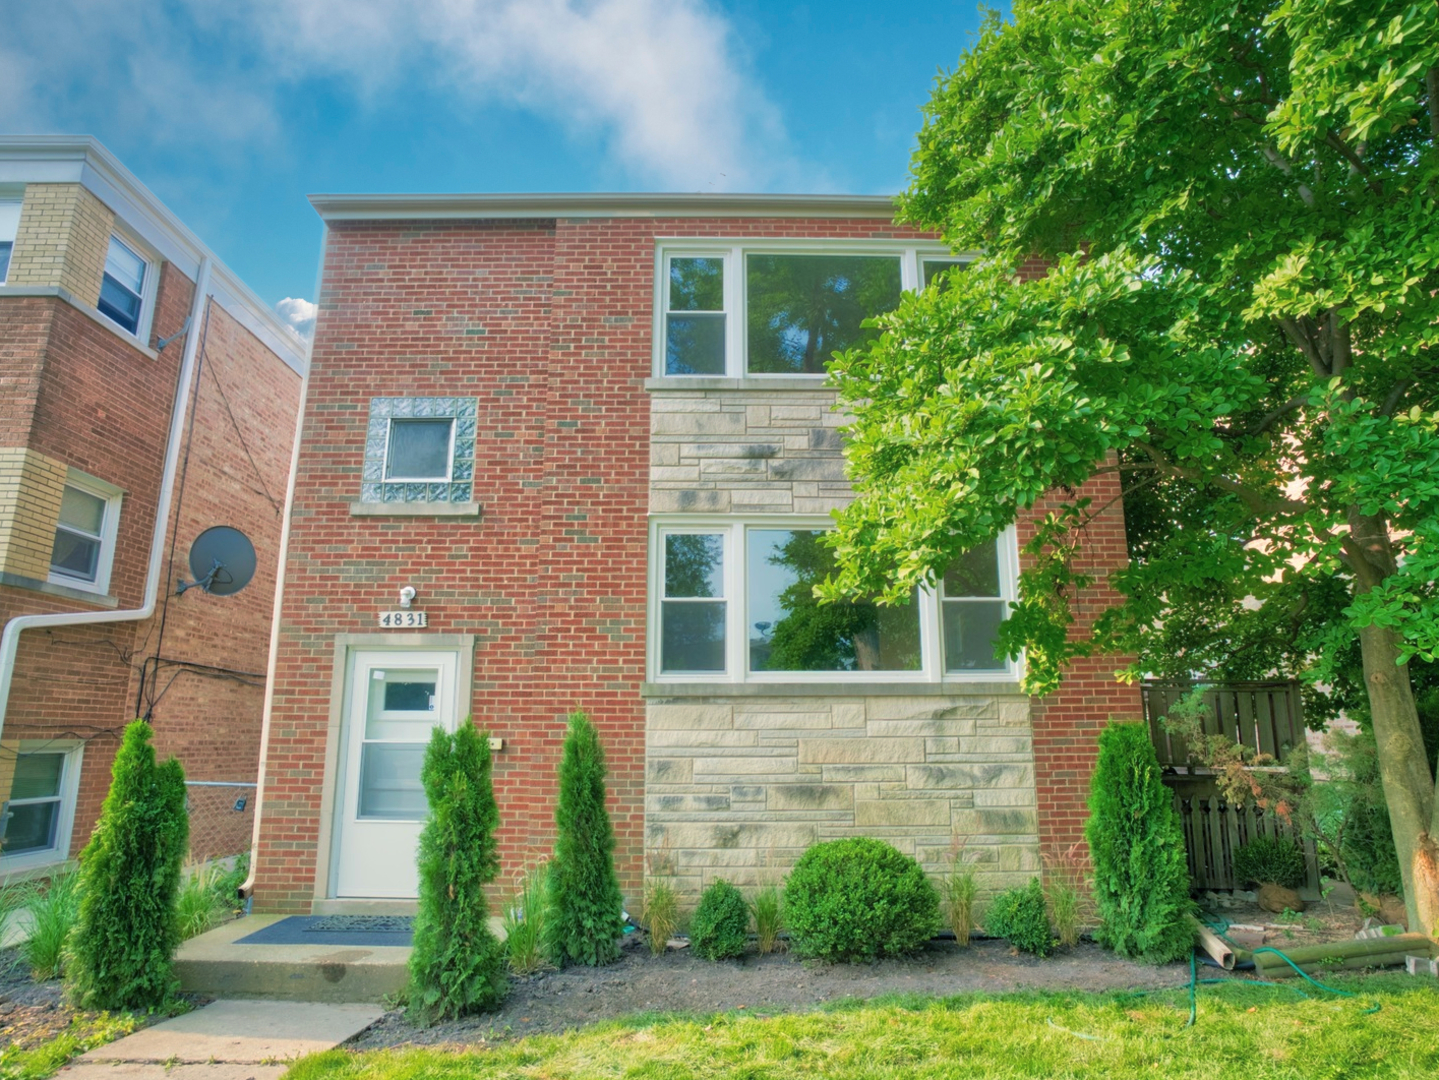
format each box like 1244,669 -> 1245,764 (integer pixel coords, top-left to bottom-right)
177,526 -> 256,596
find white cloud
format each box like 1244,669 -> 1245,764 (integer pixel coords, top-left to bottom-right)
0,0 -> 798,190
276,297 -> 318,342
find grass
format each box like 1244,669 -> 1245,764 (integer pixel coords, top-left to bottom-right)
7,871 -> 82,980
0,1011 -> 141,1080
282,976 -> 1438,1080
175,862 -> 229,942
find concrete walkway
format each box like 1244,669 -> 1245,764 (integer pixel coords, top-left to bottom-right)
58,1000 -> 384,1080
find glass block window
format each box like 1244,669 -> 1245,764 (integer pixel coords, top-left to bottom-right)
361,397 -> 477,504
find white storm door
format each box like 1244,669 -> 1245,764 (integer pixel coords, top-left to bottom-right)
334,650 -> 458,898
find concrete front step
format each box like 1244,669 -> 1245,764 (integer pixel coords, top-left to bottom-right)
176,916 -> 411,1003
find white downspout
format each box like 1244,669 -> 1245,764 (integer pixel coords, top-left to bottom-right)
0,257 -> 213,746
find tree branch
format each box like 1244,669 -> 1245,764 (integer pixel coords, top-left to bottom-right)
1215,394 -> 1310,439
1260,145 -> 1316,206
1324,130 -> 1384,195
1277,316 -> 1330,378
1380,379 -> 1416,417
1427,65 -> 1439,142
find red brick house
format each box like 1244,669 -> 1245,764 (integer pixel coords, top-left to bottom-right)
0,138 -> 305,876
250,194 -> 1137,914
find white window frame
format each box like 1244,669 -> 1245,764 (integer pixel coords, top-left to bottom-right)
0,195 -> 21,286
939,527 -> 1022,676
383,417 -> 457,483
48,469 -> 123,597
649,516 -> 1020,684
0,741 -> 84,874
97,232 -> 159,345
653,240 -> 970,379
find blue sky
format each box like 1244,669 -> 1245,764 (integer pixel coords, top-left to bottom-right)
1,1 -> 1000,337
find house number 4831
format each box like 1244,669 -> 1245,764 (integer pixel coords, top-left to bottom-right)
378,610 -> 427,628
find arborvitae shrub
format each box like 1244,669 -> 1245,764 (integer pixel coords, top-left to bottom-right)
407,722 -> 508,1023
689,879 -> 749,960
66,720 -> 188,1010
544,711 -> 625,967
784,837 -> 941,962
1085,721 -> 1195,964
1233,836 -> 1307,890
984,878 -> 1054,957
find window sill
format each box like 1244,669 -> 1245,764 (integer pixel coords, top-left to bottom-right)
348,501 -> 483,518
644,376 -> 836,393
0,285 -> 160,360
641,680 -> 1026,699
1,572 -> 119,608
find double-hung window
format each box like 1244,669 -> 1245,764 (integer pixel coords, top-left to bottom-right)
49,471 -> 122,595
653,521 -> 1018,682
0,198 -> 20,283
0,744 -> 83,870
657,243 -> 969,378
98,236 -> 149,336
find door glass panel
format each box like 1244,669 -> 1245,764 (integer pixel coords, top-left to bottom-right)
357,744 -> 427,820
365,668 -> 438,740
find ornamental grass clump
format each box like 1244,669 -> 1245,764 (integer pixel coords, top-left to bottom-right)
1086,721 -> 1195,964
689,879 -> 749,961
985,878 -> 1054,957
501,859 -> 551,976
544,711 -> 625,967
67,720 -> 188,1011
407,722 -> 508,1024
750,883 -> 785,955
13,870 -> 82,980
938,837 -> 979,947
785,837 -> 940,962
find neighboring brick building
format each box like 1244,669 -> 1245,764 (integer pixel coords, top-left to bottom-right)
0,138 -> 306,876
251,194 -> 1138,914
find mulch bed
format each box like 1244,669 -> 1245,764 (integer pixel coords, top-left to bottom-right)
0,948 -> 75,1055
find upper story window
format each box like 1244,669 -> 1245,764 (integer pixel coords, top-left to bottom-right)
97,236 -> 148,336
656,242 -> 966,379
361,397 -> 476,505
652,519 -> 1018,683
49,471 -> 123,596
0,199 -> 20,283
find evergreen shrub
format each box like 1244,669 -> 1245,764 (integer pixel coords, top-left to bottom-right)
544,711 -> 625,967
67,720 -> 188,1010
1085,721 -> 1195,964
784,837 -> 940,962
1233,836 -> 1307,890
407,722 -> 508,1023
984,878 -> 1054,957
689,879 -> 749,960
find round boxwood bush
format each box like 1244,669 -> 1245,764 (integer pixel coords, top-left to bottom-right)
983,878 -> 1054,957
689,879 -> 749,960
1233,836 -> 1306,890
785,837 -> 941,962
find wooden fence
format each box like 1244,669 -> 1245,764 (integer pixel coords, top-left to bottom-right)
1142,681 -> 1321,895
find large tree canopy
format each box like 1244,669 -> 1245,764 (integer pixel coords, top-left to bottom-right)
823,0 -> 1439,932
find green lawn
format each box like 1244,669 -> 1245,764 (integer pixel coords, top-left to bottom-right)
286,977 -> 1439,1080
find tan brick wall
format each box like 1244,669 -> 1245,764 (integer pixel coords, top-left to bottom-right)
7,184 -> 115,306
645,694 -> 1040,900
0,447 -> 68,581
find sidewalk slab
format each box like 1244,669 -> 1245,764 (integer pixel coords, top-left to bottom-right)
81,1000 -> 383,1064
62,1064 -> 288,1080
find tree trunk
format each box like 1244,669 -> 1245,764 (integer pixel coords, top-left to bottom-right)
1357,621 -> 1438,935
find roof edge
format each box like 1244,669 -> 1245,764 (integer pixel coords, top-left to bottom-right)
309,192 -> 900,222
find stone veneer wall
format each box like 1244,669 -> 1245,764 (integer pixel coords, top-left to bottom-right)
646,383 -> 1042,895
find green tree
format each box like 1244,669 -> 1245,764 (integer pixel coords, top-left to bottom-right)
1086,723 -> 1194,963
407,721 -> 507,1024
822,0 -> 1439,934
66,720 -> 188,1010
544,711 -> 625,967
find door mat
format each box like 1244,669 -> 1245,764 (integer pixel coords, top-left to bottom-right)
235,915 -> 415,947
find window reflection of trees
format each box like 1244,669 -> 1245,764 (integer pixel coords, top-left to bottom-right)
747,255 -> 902,375
753,530 -> 920,672
661,534 -> 726,672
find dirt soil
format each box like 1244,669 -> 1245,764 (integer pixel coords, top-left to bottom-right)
0,948 -> 77,1053
1199,896 -> 1373,951
347,933 -> 1192,1049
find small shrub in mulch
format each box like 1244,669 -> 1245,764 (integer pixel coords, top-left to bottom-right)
689,880 -> 748,961
985,878 -> 1054,957
784,837 -> 940,962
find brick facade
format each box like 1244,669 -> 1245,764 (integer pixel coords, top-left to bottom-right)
0,148 -> 303,876
256,203 -> 1140,914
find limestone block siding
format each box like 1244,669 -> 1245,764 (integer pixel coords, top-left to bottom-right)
649,386 -> 852,514
645,694 -> 1041,899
